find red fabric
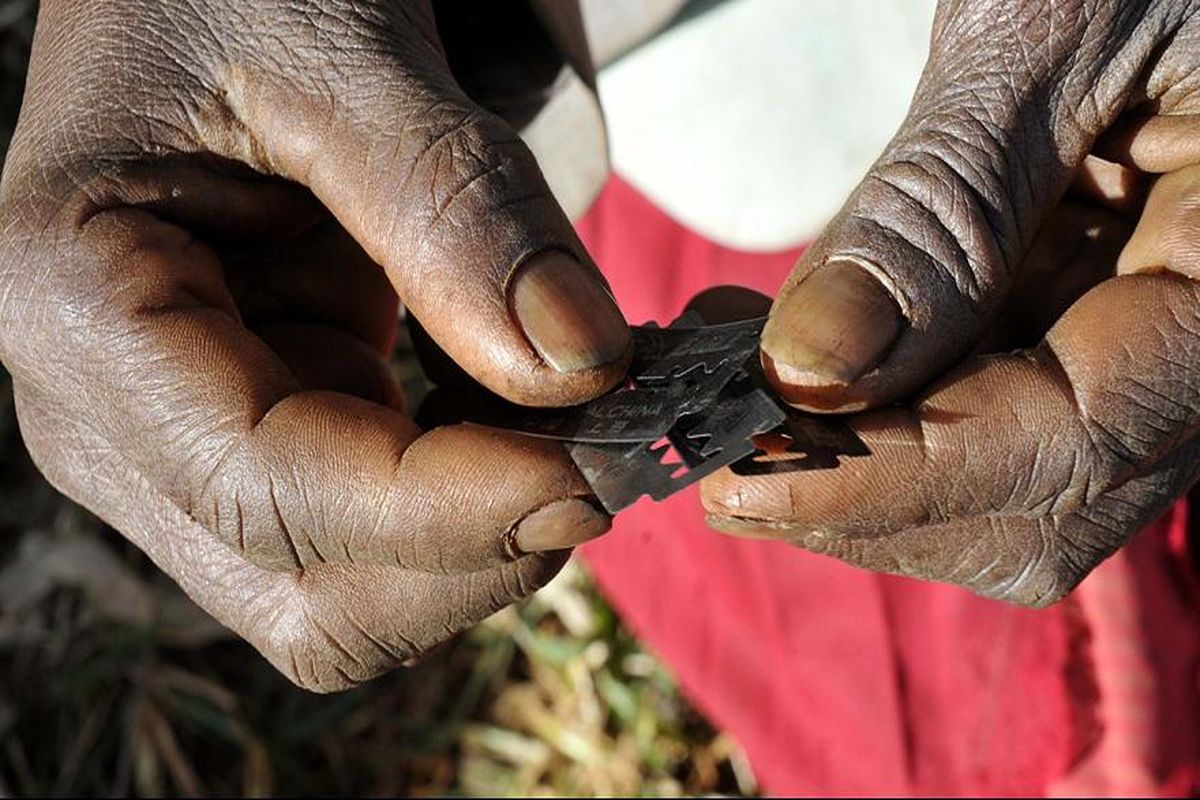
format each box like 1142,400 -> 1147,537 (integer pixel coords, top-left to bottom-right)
576,175 -> 1200,797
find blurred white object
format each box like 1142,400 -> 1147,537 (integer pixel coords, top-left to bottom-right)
595,0 -> 937,250
521,65 -> 610,221
580,0 -> 690,66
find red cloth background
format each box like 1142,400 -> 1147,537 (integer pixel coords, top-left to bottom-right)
576,176 -> 1200,797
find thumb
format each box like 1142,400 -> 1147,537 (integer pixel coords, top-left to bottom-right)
219,16 -> 629,407
762,3 -> 1164,412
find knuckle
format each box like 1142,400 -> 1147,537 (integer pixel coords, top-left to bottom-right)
405,108 -> 540,229
1052,278 -> 1200,494
1008,555 -> 1086,609
1011,347 -> 1158,517
1078,376 -> 1198,482
356,103 -> 554,282
1005,422 -> 1109,518
265,596 -> 408,694
863,146 -> 1008,305
975,435 -> 1193,608
0,207 -> 184,376
971,519 -> 1087,608
197,439 -> 317,571
978,507 -> 1137,609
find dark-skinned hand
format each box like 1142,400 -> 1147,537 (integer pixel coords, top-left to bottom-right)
0,0 -> 630,691
704,0 -> 1200,607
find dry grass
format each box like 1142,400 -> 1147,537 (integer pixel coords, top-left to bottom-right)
0,498 -> 756,796
0,2 -> 755,795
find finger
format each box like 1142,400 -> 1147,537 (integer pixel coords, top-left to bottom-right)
261,553 -> 567,691
711,442 -> 1195,607
7,209 -> 608,573
255,323 -> 406,412
1118,164 -> 1200,280
14,389 -> 566,691
220,17 -> 630,406
1067,155 -> 1148,216
760,6 -> 1165,412
1095,114 -> 1200,174
705,271 -> 1200,545
706,354 -> 1084,538
405,284 -> 773,395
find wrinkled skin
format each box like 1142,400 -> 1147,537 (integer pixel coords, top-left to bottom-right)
10,0 -> 1200,693
704,0 -> 1200,607
0,0 -> 632,691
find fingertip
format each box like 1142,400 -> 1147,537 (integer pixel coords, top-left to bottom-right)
507,496 -> 610,556
704,512 -> 794,541
409,251 -> 632,406
699,470 -> 783,529
494,349 -> 632,407
514,548 -> 572,589
427,249 -> 632,407
761,259 -> 903,405
509,250 -> 632,375
759,350 -> 874,414
394,423 -> 605,571
699,471 -> 741,516
761,259 -> 904,413
705,512 -> 758,536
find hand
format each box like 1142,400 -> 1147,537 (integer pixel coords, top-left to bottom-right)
0,0 -> 630,690
704,0 -> 1200,606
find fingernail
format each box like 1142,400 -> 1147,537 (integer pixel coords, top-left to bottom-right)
761,259 -> 903,389
510,497 -> 611,555
705,514 -> 784,540
510,251 -> 631,373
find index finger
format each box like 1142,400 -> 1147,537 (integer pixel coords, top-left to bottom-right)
5,207 -> 608,573
704,272 -> 1200,605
